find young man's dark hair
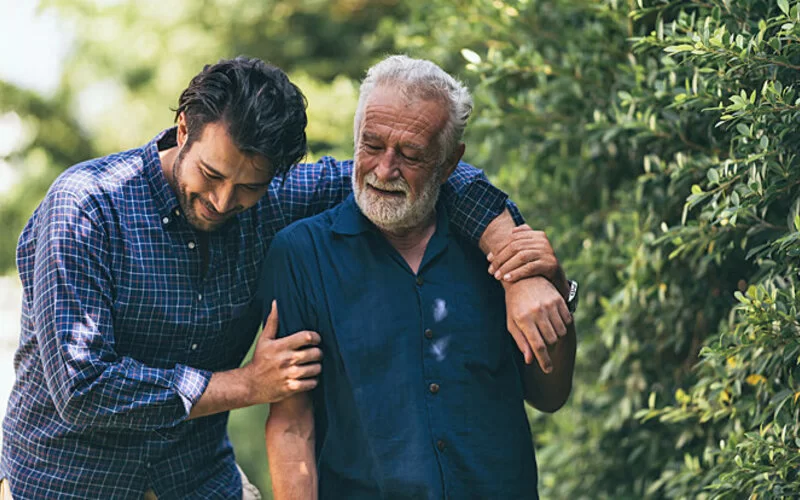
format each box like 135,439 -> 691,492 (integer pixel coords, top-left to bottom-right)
174,56 -> 308,176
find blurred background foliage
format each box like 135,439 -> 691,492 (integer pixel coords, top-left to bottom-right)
1,0 -> 798,498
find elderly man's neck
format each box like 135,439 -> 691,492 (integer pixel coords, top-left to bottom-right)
378,214 -> 437,274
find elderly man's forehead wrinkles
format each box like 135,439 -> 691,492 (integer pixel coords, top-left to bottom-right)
360,130 -> 427,153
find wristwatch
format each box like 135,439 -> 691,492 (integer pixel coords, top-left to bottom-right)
566,279 -> 579,314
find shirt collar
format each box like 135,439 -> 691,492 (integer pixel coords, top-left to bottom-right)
143,127 -> 183,220
331,193 -> 452,240
331,194 -> 374,236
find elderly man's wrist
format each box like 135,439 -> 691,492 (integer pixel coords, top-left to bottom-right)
554,270 -> 570,300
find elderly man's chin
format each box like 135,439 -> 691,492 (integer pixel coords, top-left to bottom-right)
356,188 -> 408,226
355,183 -> 439,233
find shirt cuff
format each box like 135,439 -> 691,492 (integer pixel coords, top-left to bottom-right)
506,198 -> 526,226
171,364 -> 212,415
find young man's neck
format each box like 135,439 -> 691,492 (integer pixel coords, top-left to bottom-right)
159,147 -> 178,190
378,213 -> 437,274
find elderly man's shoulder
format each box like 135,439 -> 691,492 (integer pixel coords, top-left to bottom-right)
271,202 -> 347,251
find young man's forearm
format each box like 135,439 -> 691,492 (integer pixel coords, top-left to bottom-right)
188,368 -> 255,419
265,395 -> 318,500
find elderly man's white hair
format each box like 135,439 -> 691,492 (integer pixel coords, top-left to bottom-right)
353,55 -> 474,165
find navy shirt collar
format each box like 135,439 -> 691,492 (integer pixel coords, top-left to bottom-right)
332,193 -> 451,239
332,193 -> 452,274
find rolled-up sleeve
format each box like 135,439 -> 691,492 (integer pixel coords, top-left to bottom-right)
440,162 -> 526,243
34,189 -> 211,430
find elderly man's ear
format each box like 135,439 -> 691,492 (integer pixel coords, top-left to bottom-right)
441,143 -> 466,183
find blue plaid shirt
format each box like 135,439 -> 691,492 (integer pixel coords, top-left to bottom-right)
1,128 -> 522,499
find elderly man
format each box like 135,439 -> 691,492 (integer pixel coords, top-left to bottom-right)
262,56 -> 578,499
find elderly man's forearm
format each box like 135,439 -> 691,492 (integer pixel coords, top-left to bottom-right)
266,397 -> 318,500
523,324 -> 577,412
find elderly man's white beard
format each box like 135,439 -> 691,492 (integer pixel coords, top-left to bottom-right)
352,167 -> 442,233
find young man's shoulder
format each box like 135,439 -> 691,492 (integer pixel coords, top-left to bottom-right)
47,146 -> 149,206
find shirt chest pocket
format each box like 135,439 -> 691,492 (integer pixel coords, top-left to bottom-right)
434,293 -> 512,375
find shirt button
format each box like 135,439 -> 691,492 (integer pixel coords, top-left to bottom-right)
174,209 -> 181,216
424,329 -> 433,339
146,462 -> 152,468
191,343 -> 198,351
161,216 -> 170,225
415,276 -> 424,286
437,440 -> 446,452
197,293 -> 203,301
429,383 -> 440,394
187,241 -> 196,250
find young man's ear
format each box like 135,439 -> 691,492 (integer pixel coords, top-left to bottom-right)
440,143 -> 466,183
176,112 -> 189,148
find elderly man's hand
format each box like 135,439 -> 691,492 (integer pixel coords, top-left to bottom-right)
504,277 -> 572,371
487,224 -> 569,298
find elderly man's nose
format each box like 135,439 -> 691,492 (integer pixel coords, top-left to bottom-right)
375,152 -> 400,180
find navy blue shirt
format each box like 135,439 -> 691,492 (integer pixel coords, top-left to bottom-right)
261,195 -> 538,499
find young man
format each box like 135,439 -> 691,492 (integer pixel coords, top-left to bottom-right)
1,57 -> 568,498
264,56 -> 577,499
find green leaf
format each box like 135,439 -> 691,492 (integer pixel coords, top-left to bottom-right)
779,0 -> 790,16
707,169 -> 720,184
460,48 -> 482,64
736,123 -> 750,136
664,44 -> 695,53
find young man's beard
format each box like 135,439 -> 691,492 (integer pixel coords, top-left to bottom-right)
171,147 -> 222,232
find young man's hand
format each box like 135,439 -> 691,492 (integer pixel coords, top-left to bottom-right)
487,224 -> 569,298
244,301 -> 323,404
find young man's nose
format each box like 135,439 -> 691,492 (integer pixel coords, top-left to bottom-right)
209,186 -> 236,214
